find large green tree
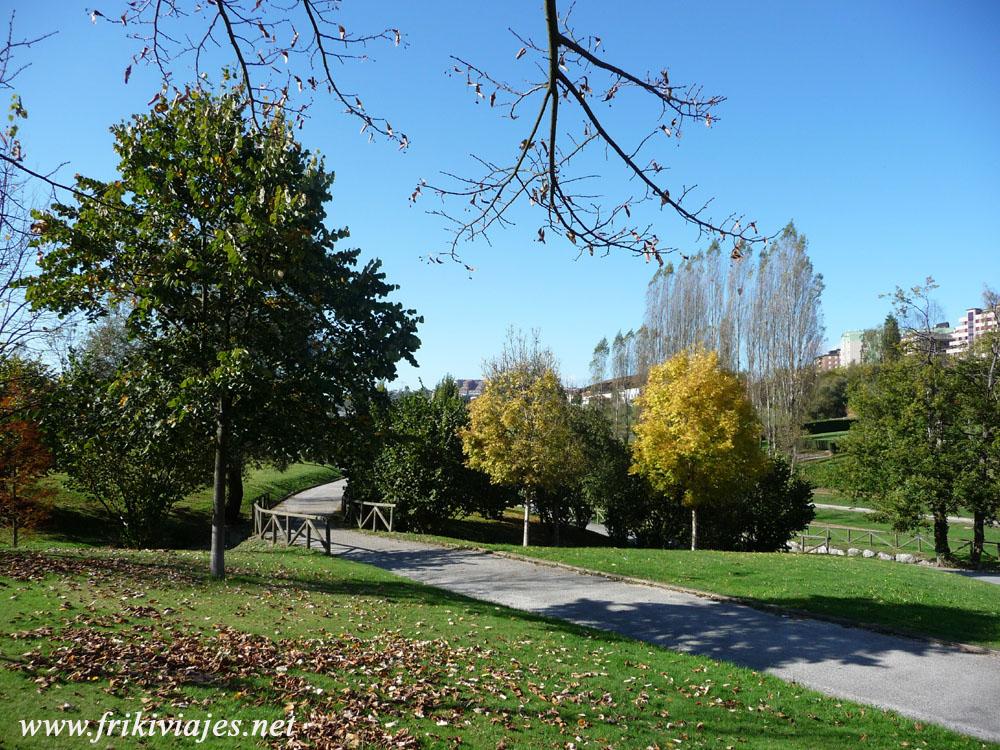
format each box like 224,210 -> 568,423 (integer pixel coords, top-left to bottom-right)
24,86 -> 419,576
952,293 -> 1000,564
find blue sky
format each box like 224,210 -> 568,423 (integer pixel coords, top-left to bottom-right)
9,1 -> 1000,387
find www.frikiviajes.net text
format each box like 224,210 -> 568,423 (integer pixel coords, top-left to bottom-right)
18,711 -> 294,744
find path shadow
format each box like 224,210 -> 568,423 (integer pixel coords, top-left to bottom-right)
534,595 -> 986,671
311,540 -> 997,673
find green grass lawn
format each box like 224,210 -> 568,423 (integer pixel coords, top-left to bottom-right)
0,544 -> 994,749
8,463 -> 339,550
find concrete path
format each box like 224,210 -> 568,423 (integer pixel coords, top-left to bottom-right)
813,500 -> 993,527
272,478 -> 346,515
270,482 -> 1000,742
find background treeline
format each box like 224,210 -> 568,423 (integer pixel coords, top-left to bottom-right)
590,222 -> 824,458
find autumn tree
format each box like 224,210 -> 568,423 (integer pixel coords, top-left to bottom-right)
631,348 -> 764,550
463,365 -> 583,547
637,224 -> 824,458
0,356 -> 51,546
24,86 -> 419,576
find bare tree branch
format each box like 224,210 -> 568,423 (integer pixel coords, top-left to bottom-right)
419,0 -> 769,265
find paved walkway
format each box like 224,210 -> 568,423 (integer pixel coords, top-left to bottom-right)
272,478 -> 346,515
270,482 -> 1000,742
813,500 -> 996,528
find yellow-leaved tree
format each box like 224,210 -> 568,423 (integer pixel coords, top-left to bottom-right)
462,367 -> 583,546
631,348 -> 764,550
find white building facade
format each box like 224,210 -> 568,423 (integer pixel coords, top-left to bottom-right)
948,308 -> 998,355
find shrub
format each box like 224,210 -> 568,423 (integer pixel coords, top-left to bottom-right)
353,379 -> 511,532
569,404 -> 647,546
701,457 -> 815,551
48,354 -> 210,547
627,457 -> 814,552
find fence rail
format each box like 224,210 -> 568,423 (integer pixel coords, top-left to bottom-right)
793,523 -> 932,554
953,539 -> 1000,559
253,502 -> 334,554
356,501 -> 395,532
792,523 -> 999,559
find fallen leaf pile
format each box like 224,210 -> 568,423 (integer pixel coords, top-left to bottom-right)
0,549 -> 199,585
9,614 -> 600,749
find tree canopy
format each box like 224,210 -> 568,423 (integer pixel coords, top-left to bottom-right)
463,367 -> 583,546
23,86 -> 420,574
631,348 -> 764,550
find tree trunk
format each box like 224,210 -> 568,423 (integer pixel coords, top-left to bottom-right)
11,519 -> 18,548
210,395 -> 230,580
972,509 -> 985,568
553,517 -> 561,547
690,507 -> 698,551
932,511 -> 950,564
224,455 -> 244,524
522,489 -> 532,548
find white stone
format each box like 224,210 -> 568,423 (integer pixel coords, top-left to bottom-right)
847,548 -> 862,557
862,549 -> 877,558
896,553 -> 916,564
829,548 -> 845,556
877,552 -> 894,561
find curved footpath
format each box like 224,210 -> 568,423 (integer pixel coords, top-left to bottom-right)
270,481 -> 1000,742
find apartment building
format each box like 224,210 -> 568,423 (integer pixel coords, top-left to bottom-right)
815,349 -> 841,371
838,331 -> 865,367
948,308 -> 999,355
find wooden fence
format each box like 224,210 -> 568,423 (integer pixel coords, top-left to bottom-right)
253,501 -> 334,554
355,501 -> 395,532
793,524 -> 932,554
793,523 -> 999,559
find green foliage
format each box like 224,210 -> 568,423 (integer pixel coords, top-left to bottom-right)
882,314 -> 902,362
46,352 -> 210,547
805,369 -> 850,420
568,403 -> 648,545
623,458 -> 815,553
796,454 -> 851,492
22,86 -> 419,570
697,457 -> 815,552
354,378 -> 511,533
841,353 -> 962,557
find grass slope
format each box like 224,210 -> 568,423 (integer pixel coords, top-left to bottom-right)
11,463 -> 339,550
0,544 -> 994,749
